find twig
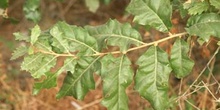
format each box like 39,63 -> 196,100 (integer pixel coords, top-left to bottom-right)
177,46 -> 220,101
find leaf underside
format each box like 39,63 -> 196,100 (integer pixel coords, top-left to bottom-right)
170,38 -> 194,78
126,0 -> 172,32
101,55 -> 133,110
135,46 -> 172,110
56,56 -> 99,100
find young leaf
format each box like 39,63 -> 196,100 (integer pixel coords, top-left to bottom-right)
56,56 -> 100,99
85,19 -> 143,52
11,46 -> 28,60
210,0 -> 220,9
52,22 -> 98,56
21,53 -> 57,78
33,58 -> 77,95
23,0 -> 41,23
188,1 -> 209,15
101,55 -> 133,110
170,38 -> 194,78
85,0 -> 99,13
126,0 -> 172,32
186,13 -> 220,42
135,46 -> 172,110
31,25 -> 41,45
13,32 -> 30,42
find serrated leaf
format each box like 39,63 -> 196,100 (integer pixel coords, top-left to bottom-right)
210,0 -> 220,9
33,58 -> 77,95
21,53 -> 57,78
11,46 -> 28,60
85,0 -> 99,13
56,56 -> 100,99
186,13 -> 220,42
135,46 -> 172,110
85,19 -> 143,52
126,0 -> 172,32
52,22 -> 98,56
50,26 -> 70,53
13,32 -> 30,42
188,1 -> 209,15
23,0 -> 41,23
100,55 -> 133,110
30,25 -> 41,45
170,38 -> 194,78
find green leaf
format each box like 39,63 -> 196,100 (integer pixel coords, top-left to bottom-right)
56,56 -> 100,99
210,0 -> 220,9
31,25 -> 41,45
13,32 -> 30,42
100,55 -> 133,110
188,1 -> 209,15
126,0 -> 172,32
33,58 -> 77,95
85,0 -> 99,13
170,38 -> 194,78
21,53 -> 57,78
85,19 -> 143,52
50,26 -> 70,53
186,13 -> 220,42
23,0 -> 41,23
135,46 -> 172,110
11,46 -> 28,60
0,0 -> 8,9
52,22 -> 98,56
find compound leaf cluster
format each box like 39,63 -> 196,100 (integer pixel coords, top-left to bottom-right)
12,0 -> 220,109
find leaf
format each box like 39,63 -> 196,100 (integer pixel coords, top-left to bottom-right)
21,53 -> 57,78
31,25 -> 41,45
85,0 -> 99,13
170,38 -> 194,78
23,0 -> 41,23
100,55 -> 133,110
186,13 -> 220,42
11,46 -> 28,60
85,19 -> 143,52
210,0 -> 220,9
13,32 -> 30,42
135,46 -> 172,110
50,26 -> 70,53
56,56 -> 100,99
52,22 -> 98,56
0,0 -> 8,9
126,0 -> 172,32
33,58 -> 77,95
188,1 -> 209,15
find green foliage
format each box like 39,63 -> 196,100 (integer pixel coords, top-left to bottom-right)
11,46 -> 28,60
135,46 -> 172,110
85,0 -> 100,13
126,0 -> 172,32
101,55 -> 133,110
0,0 -> 8,9
170,38 -> 194,78
186,1 -> 209,15
85,19 -> 143,52
23,0 -> 41,23
186,13 -> 220,42
12,0 -> 220,110
210,0 -> 220,9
